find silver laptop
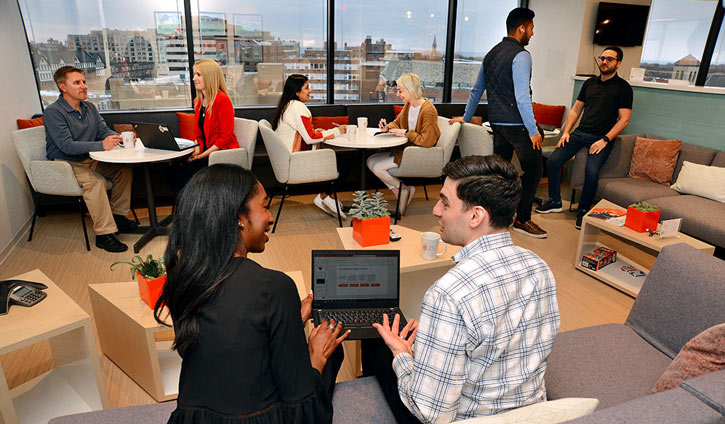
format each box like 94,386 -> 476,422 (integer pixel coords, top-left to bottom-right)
132,122 -> 197,151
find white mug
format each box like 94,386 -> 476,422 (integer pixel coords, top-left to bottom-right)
357,117 -> 368,129
346,124 -> 357,140
121,131 -> 135,149
421,232 -> 447,260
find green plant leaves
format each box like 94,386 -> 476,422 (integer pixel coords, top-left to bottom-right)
109,254 -> 166,279
350,190 -> 390,219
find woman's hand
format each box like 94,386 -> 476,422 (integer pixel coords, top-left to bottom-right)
378,119 -> 390,132
300,291 -> 313,323
338,125 -> 347,134
373,313 -> 418,357
308,320 -> 350,373
390,128 -> 406,136
188,145 -> 202,162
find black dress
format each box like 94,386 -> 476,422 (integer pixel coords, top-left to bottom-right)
168,257 -> 340,424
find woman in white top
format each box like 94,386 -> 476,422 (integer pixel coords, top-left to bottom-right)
368,73 -> 440,215
271,74 -> 350,219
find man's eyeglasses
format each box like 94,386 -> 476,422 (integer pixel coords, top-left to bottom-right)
597,56 -> 618,63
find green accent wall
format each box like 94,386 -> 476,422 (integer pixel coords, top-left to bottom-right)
572,79 -> 725,150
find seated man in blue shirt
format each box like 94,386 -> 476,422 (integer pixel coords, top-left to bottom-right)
365,155 -> 560,423
44,66 -> 137,252
450,8 -> 547,239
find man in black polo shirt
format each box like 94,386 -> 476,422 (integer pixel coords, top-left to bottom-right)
535,46 -> 632,229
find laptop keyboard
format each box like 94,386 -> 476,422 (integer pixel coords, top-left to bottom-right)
319,308 -> 403,327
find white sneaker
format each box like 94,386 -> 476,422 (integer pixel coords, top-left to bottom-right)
314,194 -> 333,216
400,186 -> 416,215
322,195 -> 347,220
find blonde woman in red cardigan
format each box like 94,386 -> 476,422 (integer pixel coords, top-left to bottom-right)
168,59 -> 239,192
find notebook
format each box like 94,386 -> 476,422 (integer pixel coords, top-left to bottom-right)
311,250 -> 406,340
132,122 -> 198,151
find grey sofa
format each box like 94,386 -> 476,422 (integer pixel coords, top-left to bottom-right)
570,134 -> 725,249
546,243 -> 725,422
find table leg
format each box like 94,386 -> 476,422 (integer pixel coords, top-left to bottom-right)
134,164 -> 163,253
360,150 -> 368,190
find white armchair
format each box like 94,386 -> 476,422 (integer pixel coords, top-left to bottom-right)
208,117 -> 258,170
457,122 -> 494,158
12,126 -> 110,250
388,116 -> 461,223
258,119 -> 342,232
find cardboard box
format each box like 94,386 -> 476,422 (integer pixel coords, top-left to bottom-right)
581,247 -> 617,271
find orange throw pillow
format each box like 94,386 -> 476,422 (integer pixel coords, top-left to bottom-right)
176,112 -> 196,140
628,137 -> 682,186
311,116 -> 349,130
652,323 -> 725,393
533,102 -> 565,127
393,104 -> 404,117
17,116 -> 44,129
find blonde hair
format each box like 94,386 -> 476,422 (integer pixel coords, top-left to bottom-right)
193,59 -> 229,113
396,73 -> 422,100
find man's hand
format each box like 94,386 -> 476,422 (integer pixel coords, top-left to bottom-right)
557,132 -> 570,148
530,132 -> 543,150
373,313 -> 418,357
448,116 -> 465,125
300,291 -> 313,323
102,135 -> 122,150
589,139 -> 607,154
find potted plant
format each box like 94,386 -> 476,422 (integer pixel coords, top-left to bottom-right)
350,190 -> 390,247
110,254 -> 166,309
625,201 -> 661,233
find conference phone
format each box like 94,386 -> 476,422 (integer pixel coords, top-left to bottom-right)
0,279 -> 48,315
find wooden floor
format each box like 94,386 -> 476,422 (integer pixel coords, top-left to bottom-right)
0,182 -> 634,409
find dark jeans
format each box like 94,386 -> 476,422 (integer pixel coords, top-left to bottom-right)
166,156 -> 209,195
546,129 -> 613,212
361,339 -> 422,424
491,125 -> 543,223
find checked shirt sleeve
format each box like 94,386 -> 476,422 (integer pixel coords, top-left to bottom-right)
392,286 -> 468,424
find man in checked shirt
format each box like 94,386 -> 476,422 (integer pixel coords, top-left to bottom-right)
363,155 -> 560,423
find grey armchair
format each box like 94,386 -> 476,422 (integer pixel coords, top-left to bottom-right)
457,122 -> 494,158
208,117 -> 258,170
389,116 -> 461,223
12,126 -> 110,251
258,119 -> 343,232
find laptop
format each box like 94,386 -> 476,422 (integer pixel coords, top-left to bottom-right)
132,122 -> 198,151
311,250 -> 407,340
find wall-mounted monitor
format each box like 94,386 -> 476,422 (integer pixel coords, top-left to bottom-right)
593,2 -> 651,47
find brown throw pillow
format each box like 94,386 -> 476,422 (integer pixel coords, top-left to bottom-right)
17,116 -> 44,129
652,323 -> 725,393
628,137 -> 682,186
113,124 -> 136,138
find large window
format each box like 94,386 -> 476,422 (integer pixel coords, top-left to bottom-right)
20,0 -> 192,110
639,0 -> 719,84
334,0 -> 448,103
705,18 -> 725,87
191,0 -> 327,106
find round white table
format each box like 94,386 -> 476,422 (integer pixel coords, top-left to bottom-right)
90,139 -> 193,253
325,127 -> 407,189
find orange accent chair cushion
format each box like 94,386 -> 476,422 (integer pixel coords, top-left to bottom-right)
17,116 -> 44,129
311,116 -> 349,130
532,102 -> 566,127
628,137 -> 682,186
176,112 -> 196,140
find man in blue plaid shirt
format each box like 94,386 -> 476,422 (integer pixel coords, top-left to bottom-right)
365,155 -> 560,423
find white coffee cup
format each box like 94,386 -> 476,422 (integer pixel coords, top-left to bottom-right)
121,131 -> 135,149
347,125 -> 357,140
357,117 -> 368,129
421,232 -> 447,260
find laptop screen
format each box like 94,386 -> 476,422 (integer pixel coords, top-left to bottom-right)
311,250 -> 400,305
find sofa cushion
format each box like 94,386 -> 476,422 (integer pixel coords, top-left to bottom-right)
628,137 -> 682,186
673,143 -> 717,182
176,112 -> 196,140
671,161 -> 725,203
680,369 -> 725,416
653,324 -> 725,393
711,150 -> 725,167
545,324 -> 672,410
562,387 -> 723,424
332,376 -> 395,423
48,402 -> 175,424
645,195 -> 725,248
597,177 -> 679,208
311,115 -> 349,130
456,398 -> 599,423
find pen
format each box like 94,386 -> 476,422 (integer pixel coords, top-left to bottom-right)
332,122 -> 341,127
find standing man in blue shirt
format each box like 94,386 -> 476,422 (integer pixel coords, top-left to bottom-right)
450,7 -> 547,239
44,66 -> 137,252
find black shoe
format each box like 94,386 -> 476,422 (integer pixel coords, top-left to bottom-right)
535,200 -> 563,214
575,212 -> 585,230
114,214 -> 139,233
96,234 -> 128,253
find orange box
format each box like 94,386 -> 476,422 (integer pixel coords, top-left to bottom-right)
352,216 -> 390,247
625,207 -> 660,233
581,247 -> 617,271
136,271 -> 166,309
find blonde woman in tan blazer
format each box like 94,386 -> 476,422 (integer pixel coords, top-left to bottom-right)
367,73 -> 441,214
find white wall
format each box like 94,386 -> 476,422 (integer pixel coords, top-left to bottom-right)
529,0 -> 588,110
0,1 -> 41,263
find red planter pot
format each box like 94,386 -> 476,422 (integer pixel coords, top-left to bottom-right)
136,271 -> 166,309
352,216 -> 390,247
624,207 -> 661,233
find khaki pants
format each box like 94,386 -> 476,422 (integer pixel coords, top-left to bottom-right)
61,159 -> 133,235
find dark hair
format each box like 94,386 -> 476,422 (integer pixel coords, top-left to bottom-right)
271,74 -> 308,130
603,46 -> 624,62
442,155 -> 522,229
154,164 -> 259,355
506,7 -> 535,34
53,65 -> 84,87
